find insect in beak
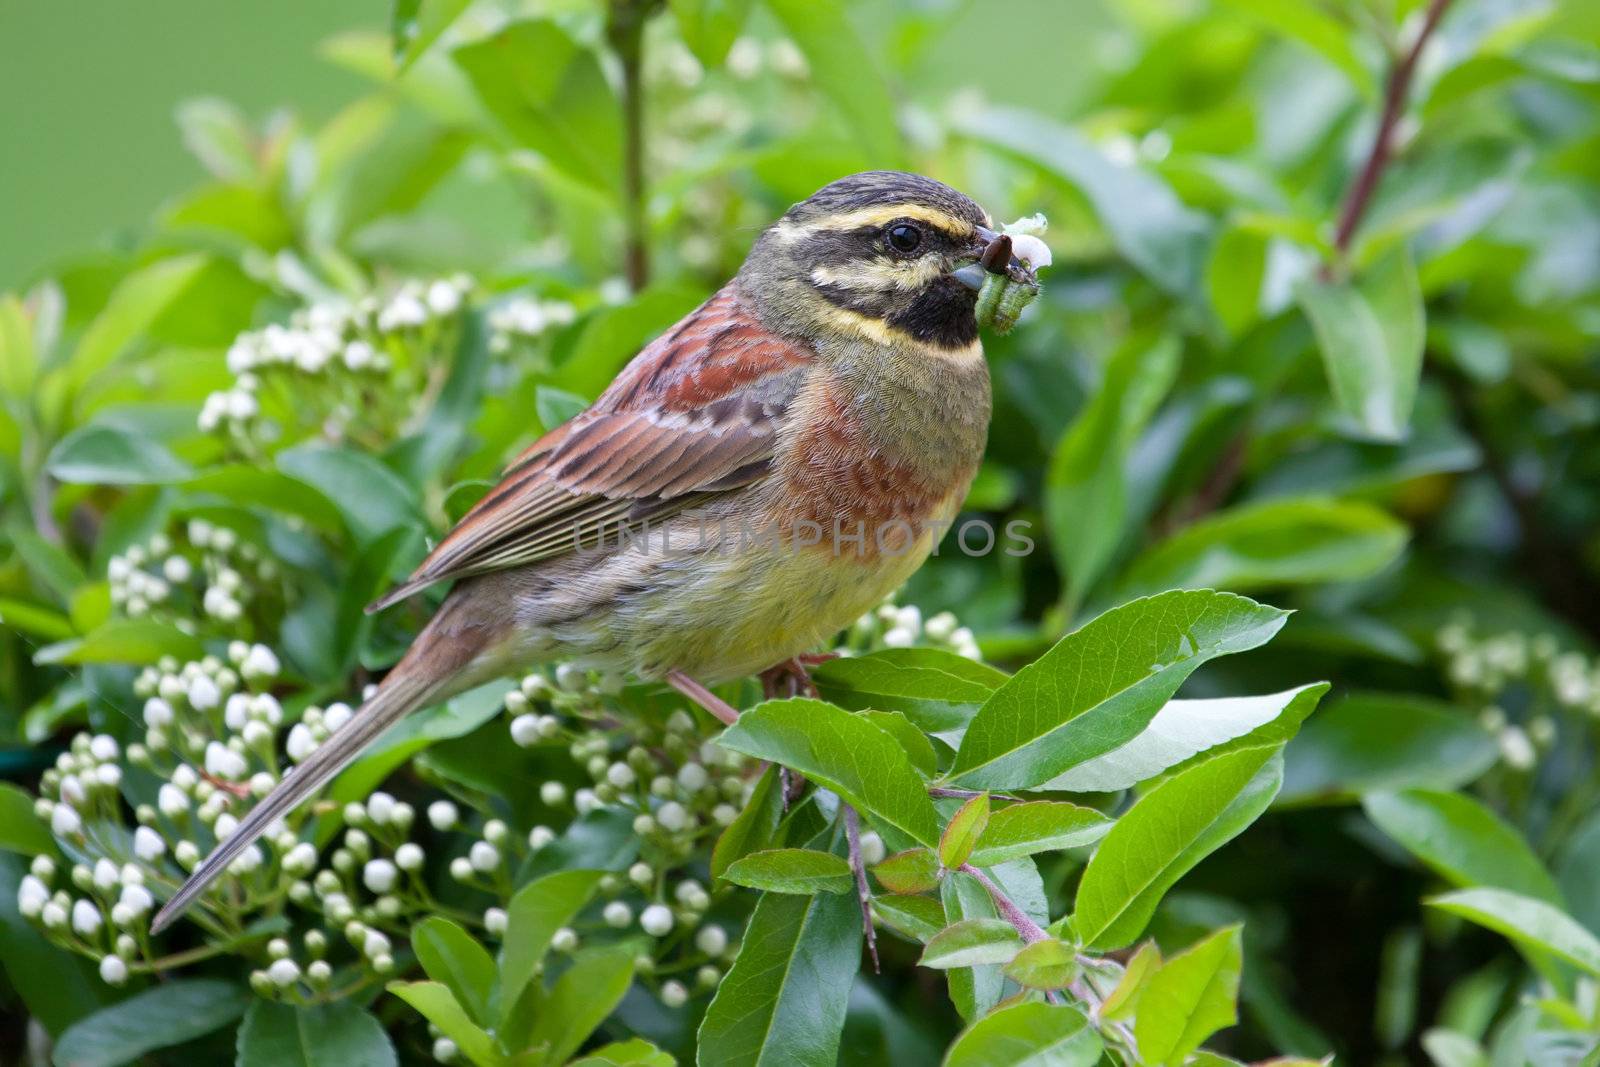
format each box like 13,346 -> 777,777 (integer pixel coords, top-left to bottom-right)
950,227 -> 1038,292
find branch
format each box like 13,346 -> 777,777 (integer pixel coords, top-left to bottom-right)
1329,0 -> 1455,265
605,0 -> 657,293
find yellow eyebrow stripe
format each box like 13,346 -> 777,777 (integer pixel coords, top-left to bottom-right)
775,204 -> 981,242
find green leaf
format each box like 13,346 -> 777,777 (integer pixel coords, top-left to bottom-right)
0,783 -> 55,856
52,979 -> 248,1067
1133,926 -> 1244,1066
0,294 -> 38,397
942,1002 -> 1101,1067
765,0 -> 902,158
61,255 -> 207,394
277,442 -> 420,546
966,801 -> 1112,867
412,917 -> 497,1028
236,999 -> 399,1067
717,698 -> 941,848
1206,224 -> 1270,338
0,598 -> 74,641
919,918 -> 1024,969
1002,938 -> 1080,991
1074,746 -> 1283,949
697,890 -> 861,1066
453,21 -> 623,196
8,527 -> 85,604
386,981 -> 501,1067
174,98 -> 256,182
393,0 -> 472,70
1101,941 -> 1161,1019
948,590 -> 1289,790
813,648 -> 1006,740
1047,331 -> 1181,606
1115,499 -> 1408,599
498,869 -> 604,1018
872,893 -> 946,944
724,848 -> 854,894
1297,247 -> 1425,442
1364,790 -> 1561,904
1280,693 -> 1498,804
1217,0 -> 1377,98
939,793 -> 990,870
35,618 -> 204,667
861,710 -> 938,777
668,0 -> 753,67
182,466 -> 345,531
525,946 -> 636,1066
46,425 -> 193,485
1049,684 -> 1328,793
1428,888 -> 1600,977
571,1038 -> 675,1067
711,764 -> 783,881
873,848 -> 942,894
940,871 -> 1002,1019
0,855 -> 110,1035
955,105 -> 1210,295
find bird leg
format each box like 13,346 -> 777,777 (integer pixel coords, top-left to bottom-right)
758,655 -> 830,699
666,670 -> 740,727
844,804 -> 880,973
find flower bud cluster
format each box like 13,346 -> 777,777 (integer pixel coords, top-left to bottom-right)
845,599 -> 981,660
108,520 -> 277,628
486,295 -> 577,358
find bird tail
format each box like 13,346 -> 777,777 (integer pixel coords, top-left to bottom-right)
150,675 -> 430,933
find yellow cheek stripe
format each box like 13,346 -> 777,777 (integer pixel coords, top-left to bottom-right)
773,204 -> 980,243
810,258 -> 945,292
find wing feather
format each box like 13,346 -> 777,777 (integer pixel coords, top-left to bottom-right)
367,285 -> 812,613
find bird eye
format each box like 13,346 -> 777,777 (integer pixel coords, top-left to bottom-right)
886,223 -> 922,254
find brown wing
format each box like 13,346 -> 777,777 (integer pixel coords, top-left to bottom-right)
367,285 -> 814,612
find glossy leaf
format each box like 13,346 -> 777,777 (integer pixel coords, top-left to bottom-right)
412,917 -> 497,1027
277,443 -> 420,546
1297,248 -> 1425,442
53,979 -> 248,1067
1049,684 -> 1328,793
668,0 -> 753,67
873,848 -> 942,894
1427,889 -> 1600,977
46,425 -> 192,485
1364,790 -> 1561,904
966,801 -> 1113,867
919,917 -> 1024,969
0,783 -> 56,856
718,698 -> 942,848
942,1002 -> 1101,1067
1101,941 -> 1162,1020
525,946 -> 636,1066
386,981 -> 500,1067
939,793 -> 990,870
1075,745 -> 1283,949
393,0 -> 471,70
1003,938 -> 1079,990
61,254 -> 207,393
1116,499 -> 1407,599
724,848 -> 854,894
35,618 -> 204,667
873,893 -> 947,944
813,648 -> 1006,740
235,999 -> 398,1067
711,764 -> 784,881
765,0 -> 902,157
498,869 -> 604,1017
1134,926 -> 1244,1065
948,590 -> 1288,790
697,889 -> 861,1066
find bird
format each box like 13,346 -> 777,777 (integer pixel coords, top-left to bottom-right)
152,170 -> 1040,934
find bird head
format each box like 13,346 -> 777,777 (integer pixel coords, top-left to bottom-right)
738,171 -> 1039,352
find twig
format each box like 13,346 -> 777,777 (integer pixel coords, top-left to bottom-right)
958,863 -> 1047,943
605,0 -> 657,293
845,805 -> 880,972
1328,0 -> 1456,266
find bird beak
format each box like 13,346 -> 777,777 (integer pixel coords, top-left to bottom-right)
950,225 -> 1042,292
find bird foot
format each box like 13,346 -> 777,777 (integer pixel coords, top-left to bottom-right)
759,656 -> 824,700
844,804 -> 880,973
666,670 -> 740,726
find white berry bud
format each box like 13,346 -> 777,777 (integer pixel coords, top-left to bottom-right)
640,904 -> 674,936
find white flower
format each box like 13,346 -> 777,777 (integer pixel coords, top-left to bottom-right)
881,626 -> 915,648
89,735 -> 119,762
94,764 -> 121,788
574,788 -> 600,815
363,859 -> 398,894
426,280 -> 462,315
286,723 -> 316,762
188,675 -> 221,711
224,693 -> 252,732
240,645 -> 279,681
226,390 -> 258,419
378,294 -> 427,331
158,784 -> 188,818
859,832 -> 886,865
365,792 -> 396,825
242,721 -> 272,748
469,842 -> 500,872
324,703 -> 353,733
229,845 -> 263,874
395,843 -> 424,871
204,742 -> 246,780
712,804 -> 737,826
268,958 -> 301,986
925,611 -> 958,641
484,908 -> 508,936
133,826 -> 167,860
175,841 -> 200,868
551,927 -> 579,952
171,764 -> 198,790
640,904 -> 674,936
308,960 -> 332,983
483,819 -> 508,844
449,858 -> 473,882
214,813 -> 240,840
52,805 -> 83,836
17,876 -> 49,918
342,340 -> 376,371
73,899 -> 103,935
428,801 -> 459,830
539,782 -> 568,806
603,901 -> 633,928
434,1037 -> 459,1062
510,714 -> 541,747
362,930 -> 390,959
656,802 -> 689,832
1500,726 -> 1537,770
527,826 -> 555,850
676,763 -> 708,792
142,698 -> 174,729
59,775 -> 86,807
660,979 -> 689,1008
628,862 -> 653,887
99,955 -> 129,985
607,762 -> 636,788
695,924 -> 728,956
42,901 -> 68,928
283,843 -> 318,875
118,884 -> 154,916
